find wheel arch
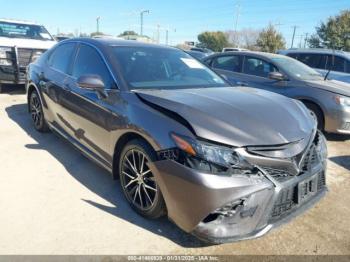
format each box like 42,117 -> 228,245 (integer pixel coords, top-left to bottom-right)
112,131 -> 156,180
299,98 -> 325,127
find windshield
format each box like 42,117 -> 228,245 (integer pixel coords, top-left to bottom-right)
112,46 -> 227,90
271,56 -> 324,81
0,21 -> 53,41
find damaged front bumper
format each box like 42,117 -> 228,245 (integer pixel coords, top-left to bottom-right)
150,131 -> 327,244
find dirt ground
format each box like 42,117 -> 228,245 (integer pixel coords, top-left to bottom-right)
0,86 -> 349,255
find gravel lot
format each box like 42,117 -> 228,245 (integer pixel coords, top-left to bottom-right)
0,86 -> 349,255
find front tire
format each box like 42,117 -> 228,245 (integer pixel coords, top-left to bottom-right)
119,139 -> 166,219
29,90 -> 49,132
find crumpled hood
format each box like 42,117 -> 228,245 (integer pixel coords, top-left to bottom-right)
306,79 -> 350,97
0,37 -> 56,49
135,87 -> 315,147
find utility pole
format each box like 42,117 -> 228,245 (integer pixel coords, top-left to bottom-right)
291,25 -> 298,48
304,33 -> 309,48
96,16 -> 100,33
140,10 -> 150,36
233,1 -> 241,47
157,24 -> 160,44
165,29 -> 169,45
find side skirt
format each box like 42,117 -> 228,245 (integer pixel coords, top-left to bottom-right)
48,122 -> 113,174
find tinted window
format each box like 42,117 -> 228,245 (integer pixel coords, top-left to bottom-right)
287,53 -> 298,59
297,53 -> 327,69
72,44 -> 113,89
212,55 -> 241,72
49,43 -> 76,74
112,47 -> 227,90
346,60 -> 350,73
326,55 -> 346,72
243,57 -> 277,78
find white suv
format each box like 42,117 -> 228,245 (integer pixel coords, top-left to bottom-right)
0,19 -> 56,92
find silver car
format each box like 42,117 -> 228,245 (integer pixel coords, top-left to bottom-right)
204,51 -> 350,135
278,48 -> 350,84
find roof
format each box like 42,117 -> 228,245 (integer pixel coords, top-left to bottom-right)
279,48 -> 350,57
67,37 -> 176,50
0,18 -> 41,26
205,51 -> 286,60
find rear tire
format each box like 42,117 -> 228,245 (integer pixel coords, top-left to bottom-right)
304,102 -> 325,131
119,139 -> 166,219
29,90 -> 49,132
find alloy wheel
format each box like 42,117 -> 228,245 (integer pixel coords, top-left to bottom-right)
121,149 -> 158,211
30,92 -> 42,129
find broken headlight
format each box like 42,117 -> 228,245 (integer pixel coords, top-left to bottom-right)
170,133 -> 254,172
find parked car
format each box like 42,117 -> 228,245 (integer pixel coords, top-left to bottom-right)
54,35 -> 71,42
278,48 -> 350,84
204,51 -> 350,135
184,50 -> 209,60
27,38 -> 327,244
190,47 -> 214,54
0,19 -> 56,92
222,47 -> 248,52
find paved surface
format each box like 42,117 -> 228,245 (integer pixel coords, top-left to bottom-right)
0,87 -> 349,255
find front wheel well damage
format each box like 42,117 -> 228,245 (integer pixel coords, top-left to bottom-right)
112,132 -> 155,180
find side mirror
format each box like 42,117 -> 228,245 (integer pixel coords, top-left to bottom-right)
77,74 -> 107,98
268,71 -> 286,81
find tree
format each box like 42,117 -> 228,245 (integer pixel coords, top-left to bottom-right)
197,31 -> 229,52
226,28 -> 260,50
119,30 -> 138,37
308,10 -> 350,51
256,24 -> 286,53
90,31 -> 105,37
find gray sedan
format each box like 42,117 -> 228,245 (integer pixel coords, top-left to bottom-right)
204,51 -> 350,135
27,39 -> 327,243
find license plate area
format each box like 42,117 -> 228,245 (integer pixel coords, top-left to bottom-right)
297,174 -> 318,204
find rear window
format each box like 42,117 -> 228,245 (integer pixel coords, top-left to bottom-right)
212,56 -> 241,72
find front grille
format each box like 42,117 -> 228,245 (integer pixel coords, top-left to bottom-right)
263,167 -> 293,182
17,48 -> 45,67
271,187 -> 296,217
270,172 -> 326,220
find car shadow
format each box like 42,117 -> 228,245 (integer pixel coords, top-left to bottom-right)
1,84 -> 26,95
5,103 -> 204,248
329,156 -> 350,171
325,133 -> 350,142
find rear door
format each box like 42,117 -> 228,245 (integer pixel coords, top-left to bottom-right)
209,54 -> 244,85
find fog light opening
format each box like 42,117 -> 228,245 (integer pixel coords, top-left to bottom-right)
202,199 -> 246,224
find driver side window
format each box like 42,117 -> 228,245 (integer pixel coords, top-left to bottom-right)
72,44 -> 113,89
243,56 -> 277,78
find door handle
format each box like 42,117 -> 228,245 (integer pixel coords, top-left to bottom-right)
62,83 -> 71,91
236,81 -> 248,86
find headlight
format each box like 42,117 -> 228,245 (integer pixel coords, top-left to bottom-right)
0,47 -> 13,65
334,95 -> 350,107
316,131 -> 327,163
171,133 -> 253,170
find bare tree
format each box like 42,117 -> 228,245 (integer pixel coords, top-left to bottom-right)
226,28 -> 261,50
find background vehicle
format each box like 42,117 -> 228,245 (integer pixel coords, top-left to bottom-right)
204,51 -> 350,134
26,38 -> 326,244
190,47 -> 214,54
278,49 -> 350,84
184,50 -> 209,60
222,47 -> 248,52
0,19 -> 56,92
